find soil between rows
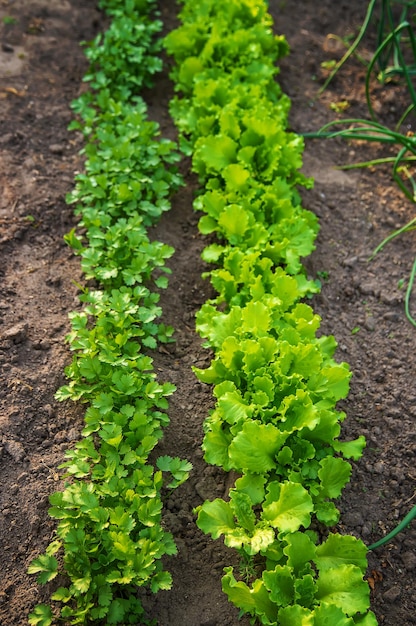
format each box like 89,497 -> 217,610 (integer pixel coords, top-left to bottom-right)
0,1 -> 415,625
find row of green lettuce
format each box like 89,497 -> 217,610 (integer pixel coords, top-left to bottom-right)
165,1 -> 378,625
28,1 -> 191,625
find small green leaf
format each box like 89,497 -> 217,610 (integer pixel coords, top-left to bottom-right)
28,554 -> 58,585
283,531 -> 316,573
218,390 -> 253,424
151,570 -> 173,593
333,436 -> 366,460
229,490 -> 256,532
201,243 -> 226,263
316,564 -> 371,615
64,228 -> 84,252
218,203 -> 250,242
51,587 -> 72,603
45,539 -> 61,556
278,605 -> 311,625
156,455 -> 192,488
315,534 -> 368,574
92,393 -> 114,415
295,573 -> 317,609
28,604 -> 53,626
155,275 -> 169,289
262,565 -> 295,606
72,574 -> 92,594
107,599 -> 125,624
234,473 -> 266,506
263,481 -> 313,533
198,214 -> 218,234
203,421 -> 232,469
229,421 -> 287,473
318,456 -> 352,498
222,163 -> 250,190
196,499 -> 235,539
315,500 -> 340,526
241,300 -> 271,334
194,135 -> 237,174
222,567 -> 278,623
3,16 -> 18,25
313,603 -> 354,625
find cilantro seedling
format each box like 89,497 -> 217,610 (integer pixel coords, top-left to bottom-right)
28,1 -> 188,624
2,16 -> 17,25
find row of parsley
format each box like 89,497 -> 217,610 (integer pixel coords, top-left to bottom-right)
28,1 -> 191,625
165,1 -> 378,625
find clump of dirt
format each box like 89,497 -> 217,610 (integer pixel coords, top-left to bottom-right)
0,1 -> 415,625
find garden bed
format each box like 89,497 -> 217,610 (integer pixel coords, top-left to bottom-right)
0,0 -> 415,624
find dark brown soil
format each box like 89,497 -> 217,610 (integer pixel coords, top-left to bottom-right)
0,1 -> 415,625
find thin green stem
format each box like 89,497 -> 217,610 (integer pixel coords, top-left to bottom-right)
391,143 -> 416,201
368,504 -> 416,550
395,103 -> 415,131
405,256 -> 416,326
303,125 -> 414,148
365,23 -> 413,119
336,155 -> 416,170
368,216 -> 416,260
318,0 -> 377,94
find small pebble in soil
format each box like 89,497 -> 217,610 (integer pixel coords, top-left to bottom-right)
1,323 -> 28,343
4,439 -> 25,462
54,431 -> 67,444
380,291 -> 402,305
342,511 -> 364,527
364,317 -> 376,331
361,523 -> 373,538
49,143 -> 65,155
32,340 -> 51,350
43,403 -> 54,417
374,370 -> 385,383
373,461 -> 386,474
342,256 -> 358,267
383,311 -> 400,321
401,551 -> 416,572
67,427 -> 79,441
383,585 -> 401,603
389,358 -> 403,369
359,281 -> 380,297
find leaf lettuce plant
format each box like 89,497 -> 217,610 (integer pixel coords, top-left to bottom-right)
165,0 -> 377,624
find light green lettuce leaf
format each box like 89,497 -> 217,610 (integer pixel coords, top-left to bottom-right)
315,534 -> 368,574
235,473 -> 266,505
202,420 -> 232,469
318,456 -> 352,499
229,421 -> 288,473
262,481 -> 313,533
283,531 -> 316,574
222,567 -> 278,625
229,489 -> 256,532
195,498 -> 235,539
333,436 -> 366,461
262,565 -> 295,606
316,565 -> 371,616
193,135 -> 238,175
277,604 -> 313,626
